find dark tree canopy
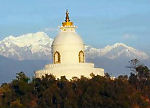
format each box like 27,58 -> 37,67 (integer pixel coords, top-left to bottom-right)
0,60 -> 150,108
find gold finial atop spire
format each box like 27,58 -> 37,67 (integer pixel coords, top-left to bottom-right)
62,9 -> 73,27
65,9 -> 70,22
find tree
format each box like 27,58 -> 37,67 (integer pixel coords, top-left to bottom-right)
16,72 -> 30,83
136,65 -> 150,80
127,59 -> 140,75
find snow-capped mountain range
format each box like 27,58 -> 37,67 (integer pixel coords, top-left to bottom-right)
0,32 -> 149,61
0,32 -> 149,83
0,32 -> 53,60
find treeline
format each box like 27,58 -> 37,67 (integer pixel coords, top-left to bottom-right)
0,59 -> 150,108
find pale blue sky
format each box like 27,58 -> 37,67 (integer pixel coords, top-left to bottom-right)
0,0 -> 150,53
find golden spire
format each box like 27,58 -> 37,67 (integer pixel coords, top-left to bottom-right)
65,9 -> 70,22
62,9 -> 73,27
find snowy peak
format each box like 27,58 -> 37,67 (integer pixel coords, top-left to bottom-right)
1,32 -> 53,47
102,43 -> 149,59
0,32 -> 53,60
85,43 -> 149,60
101,43 -> 134,54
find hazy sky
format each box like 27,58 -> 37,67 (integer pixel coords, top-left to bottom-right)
0,0 -> 150,53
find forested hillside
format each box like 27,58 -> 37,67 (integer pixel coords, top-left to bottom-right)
0,59 -> 150,108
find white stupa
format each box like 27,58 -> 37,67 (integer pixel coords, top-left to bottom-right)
35,10 -> 104,79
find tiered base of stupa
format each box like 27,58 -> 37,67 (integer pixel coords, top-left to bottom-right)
35,63 -> 104,79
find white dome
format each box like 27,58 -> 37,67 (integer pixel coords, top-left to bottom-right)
52,32 -> 84,46
52,30 -> 85,64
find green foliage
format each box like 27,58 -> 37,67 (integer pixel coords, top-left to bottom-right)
0,64 -> 150,108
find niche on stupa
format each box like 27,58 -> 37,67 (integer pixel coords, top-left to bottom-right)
54,51 -> 61,64
79,50 -> 84,63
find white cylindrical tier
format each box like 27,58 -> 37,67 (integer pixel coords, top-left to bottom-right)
44,63 -> 94,69
35,63 -> 104,80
